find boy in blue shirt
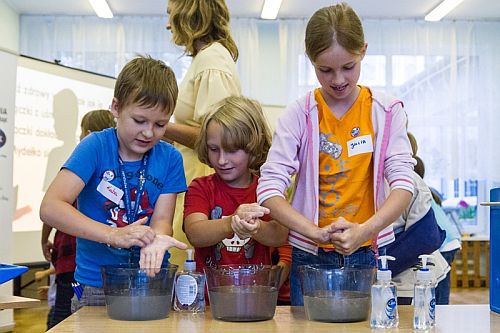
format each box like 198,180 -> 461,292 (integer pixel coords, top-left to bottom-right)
40,56 -> 188,309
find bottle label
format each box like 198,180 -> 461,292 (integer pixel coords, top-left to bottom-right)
175,275 -> 198,306
429,298 -> 436,320
386,298 -> 397,319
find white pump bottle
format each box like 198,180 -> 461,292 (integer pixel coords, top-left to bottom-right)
370,255 -> 399,328
413,254 -> 436,330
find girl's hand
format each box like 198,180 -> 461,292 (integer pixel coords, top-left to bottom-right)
234,203 -> 270,222
328,217 -> 369,255
139,235 -> 187,277
231,215 -> 261,239
106,217 -> 156,249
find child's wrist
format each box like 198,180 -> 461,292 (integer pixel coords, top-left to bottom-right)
106,228 -> 119,247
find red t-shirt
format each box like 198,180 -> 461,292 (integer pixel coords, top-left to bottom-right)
184,173 -> 272,270
52,230 -> 76,275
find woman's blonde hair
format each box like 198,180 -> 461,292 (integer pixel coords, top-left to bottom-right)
195,96 -> 271,174
305,2 -> 365,62
168,0 -> 238,61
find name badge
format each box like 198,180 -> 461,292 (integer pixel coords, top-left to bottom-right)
97,179 -> 124,204
347,134 -> 373,157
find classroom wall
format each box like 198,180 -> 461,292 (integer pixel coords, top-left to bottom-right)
0,1 -> 19,53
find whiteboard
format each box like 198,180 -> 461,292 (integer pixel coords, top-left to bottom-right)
12,56 -> 115,235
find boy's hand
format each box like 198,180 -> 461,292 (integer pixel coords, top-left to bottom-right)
41,240 -> 53,262
106,217 -> 155,248
139,235 -> 187,277
231,215 -> 260,239
234,203 -> 269,222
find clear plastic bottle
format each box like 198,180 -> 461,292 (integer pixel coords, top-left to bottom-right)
370,255 -> 399,328
173,249 -> 205,313
413,254 -> 436,330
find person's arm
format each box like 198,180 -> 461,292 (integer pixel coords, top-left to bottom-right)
139,193 -> 188,272
261,196 -> 335,244
230,203 -> 288,247
40,223 -> 53,261
329,188 -> 413,254
276,244 -> 292,288
163,123 -> 200,149
248,219 -> 288,247
40,169 -> 156,248
184,203 -> 283,247
184,212 -> 233,247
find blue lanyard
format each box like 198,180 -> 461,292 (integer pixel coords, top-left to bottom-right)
118,153 -> 149,225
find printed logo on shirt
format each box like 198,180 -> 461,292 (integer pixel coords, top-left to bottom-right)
104,188 -> 153,227
319,133 -> 342,159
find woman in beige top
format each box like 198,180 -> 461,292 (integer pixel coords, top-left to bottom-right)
164,0 -> 241,267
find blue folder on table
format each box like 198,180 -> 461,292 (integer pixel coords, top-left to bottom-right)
0,264 -> 28,285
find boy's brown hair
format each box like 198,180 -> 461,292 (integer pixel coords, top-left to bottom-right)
114,55 -> 178,115
195,96 -> 272,174
80,109 -> 115,134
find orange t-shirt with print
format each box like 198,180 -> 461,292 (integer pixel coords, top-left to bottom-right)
315,87 -> 375,249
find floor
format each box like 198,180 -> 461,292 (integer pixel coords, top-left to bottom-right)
11,288 -> 490,332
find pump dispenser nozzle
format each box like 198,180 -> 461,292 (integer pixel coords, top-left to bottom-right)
377,255 -> 395,281
416,254 -> 434,281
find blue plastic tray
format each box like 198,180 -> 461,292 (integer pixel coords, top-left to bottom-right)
0,264 -> 28,285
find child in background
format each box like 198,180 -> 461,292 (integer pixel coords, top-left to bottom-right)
40,109 -> 115,329
257,3 -> 415,305
407,132 -> 461,305
272,244 -> 292,305
40,56 -> 188,311
183,96 -> 288,272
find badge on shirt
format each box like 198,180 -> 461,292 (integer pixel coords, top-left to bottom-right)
347,134 -> 373,157
97,179 -> 124,204
102,170 -> 115,182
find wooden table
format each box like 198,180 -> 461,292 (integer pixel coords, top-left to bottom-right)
0,295 -> 40,310
48,304 -> 499,332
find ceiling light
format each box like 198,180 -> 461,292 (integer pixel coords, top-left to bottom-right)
261,0 -> 283,20
88,0 -> 114,19
424,0 -> 465,22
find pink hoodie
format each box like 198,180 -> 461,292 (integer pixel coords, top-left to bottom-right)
257,88 -> 415,255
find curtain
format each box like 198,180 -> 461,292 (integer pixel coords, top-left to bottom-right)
19,15 -> 260,98
279,18 -> 500,234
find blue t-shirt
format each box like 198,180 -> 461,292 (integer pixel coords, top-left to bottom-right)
63,128 -> 187,287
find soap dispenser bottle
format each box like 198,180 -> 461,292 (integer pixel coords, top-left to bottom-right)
413,254 -> 436,330
370,255 -> 399,328
173,249 -> 205,313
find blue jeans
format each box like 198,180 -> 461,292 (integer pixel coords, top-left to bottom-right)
290,246 -> 376,306
435,249 -> 458,305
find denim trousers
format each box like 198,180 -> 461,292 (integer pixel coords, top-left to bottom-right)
290,246 -> 376,306
47,272 -> 75,330
435,249 -> 458,305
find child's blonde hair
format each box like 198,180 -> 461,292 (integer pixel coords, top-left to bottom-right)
114,55 -> 178,115
168,0 -> 238,61
81,109 -> 115,134
305,2 -> 365,62
195,96 -> 271,174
